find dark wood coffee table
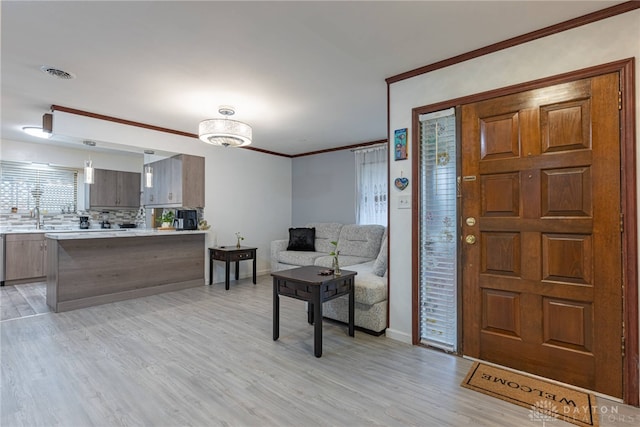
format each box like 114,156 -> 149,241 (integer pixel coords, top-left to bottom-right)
272,265 -> 356,357
209,246 -> 257,290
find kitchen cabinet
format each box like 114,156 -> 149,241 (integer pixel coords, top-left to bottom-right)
143,154 -> 204,208
5,233 -> 47,282
87,169 -> 141,208
144,156 -> 173,206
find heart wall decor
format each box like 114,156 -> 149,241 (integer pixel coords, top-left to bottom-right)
394,177 -> 409,191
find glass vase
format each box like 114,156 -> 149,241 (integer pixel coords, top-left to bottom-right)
332,256 -> 341,276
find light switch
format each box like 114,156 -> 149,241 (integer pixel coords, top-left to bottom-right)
398,195 -> 411,209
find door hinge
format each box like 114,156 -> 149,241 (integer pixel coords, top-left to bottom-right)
621,320 -> 625,357
618,90 -> 622,110
620,212 -> 624,233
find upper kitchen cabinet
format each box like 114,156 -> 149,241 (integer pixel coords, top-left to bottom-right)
87,169 -> 141,209
144,154 -> 204,208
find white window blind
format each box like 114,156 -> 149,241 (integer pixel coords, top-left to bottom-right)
0,161 -> 78,213
419,108 -> 458,352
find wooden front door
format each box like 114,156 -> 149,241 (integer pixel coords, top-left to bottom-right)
461,72 -> 622,397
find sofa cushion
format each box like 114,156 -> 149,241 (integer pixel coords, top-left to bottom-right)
286,227 -> 316,251
347,261 -> 387,305
372,232 -> 388,277
277,250 -> 324,266
305,222 -> 343,254
313,255 -> 374,269
336,224 -> 385,259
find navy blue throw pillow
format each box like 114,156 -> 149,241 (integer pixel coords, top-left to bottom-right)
287,227 -> 316,251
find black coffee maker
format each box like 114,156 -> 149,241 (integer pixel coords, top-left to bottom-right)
79,216 -> 90,229
176,209 -> 198,230
100,211 -> 111,229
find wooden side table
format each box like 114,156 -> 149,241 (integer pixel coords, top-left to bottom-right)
271,265 -> 356,357
209,246 -> 257,290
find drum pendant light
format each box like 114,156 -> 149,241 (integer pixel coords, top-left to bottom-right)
198,106 -> 252,147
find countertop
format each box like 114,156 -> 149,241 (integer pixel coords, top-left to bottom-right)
1,227 -> 130,234
44,229 -> 207,240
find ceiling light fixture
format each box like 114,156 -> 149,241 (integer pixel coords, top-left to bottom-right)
22,126 -> 52,139
83,141 -> 96,184
198,106 -> 252,147
143,150 -> 154,188
84,160 -> 95,184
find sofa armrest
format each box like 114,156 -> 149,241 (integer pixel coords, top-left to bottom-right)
270,239 -> 289,271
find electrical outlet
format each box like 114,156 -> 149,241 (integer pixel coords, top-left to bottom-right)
398,195 -> 411,209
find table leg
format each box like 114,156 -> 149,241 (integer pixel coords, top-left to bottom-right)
273,278 -> 279,341
252,256 -> 257,285
225,260 -> 230,290
348,278 -> 355,337
313,286 -> 322,357
235,260 -> 240,280
209,252 -> 213,285
307,302 -> 314,324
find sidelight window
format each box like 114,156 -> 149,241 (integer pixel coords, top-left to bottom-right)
419,108 -> 458,352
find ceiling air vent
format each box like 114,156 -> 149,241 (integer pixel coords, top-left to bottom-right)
40,65 -> 75,80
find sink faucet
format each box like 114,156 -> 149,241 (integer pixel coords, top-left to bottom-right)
34,206 -> 41,229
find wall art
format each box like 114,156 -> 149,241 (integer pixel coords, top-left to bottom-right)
394,177 -> 409,191
394,128 -> 408,160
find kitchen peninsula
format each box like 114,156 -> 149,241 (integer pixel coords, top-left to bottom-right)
46,230 -> 206,312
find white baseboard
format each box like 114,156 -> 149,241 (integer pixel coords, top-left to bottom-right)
385,328 -> 412,344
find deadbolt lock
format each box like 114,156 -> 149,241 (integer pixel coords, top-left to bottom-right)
465,217 -> 476,226
465,235 -> 477,245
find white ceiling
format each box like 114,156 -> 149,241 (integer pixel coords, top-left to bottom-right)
1,1 -> 624,156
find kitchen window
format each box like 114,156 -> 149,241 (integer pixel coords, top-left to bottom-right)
0,161 -> 78,214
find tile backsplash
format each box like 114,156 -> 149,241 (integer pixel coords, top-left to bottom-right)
0,207 -> 146,230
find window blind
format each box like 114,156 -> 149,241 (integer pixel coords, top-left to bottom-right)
419,109 -> 458,352
0,161 -> 78,213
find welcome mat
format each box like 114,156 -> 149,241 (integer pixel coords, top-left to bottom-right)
462,362 -> 598,427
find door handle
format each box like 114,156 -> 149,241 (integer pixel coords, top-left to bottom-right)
465,235 -> 477,245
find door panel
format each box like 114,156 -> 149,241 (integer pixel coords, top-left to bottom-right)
462,73 -> 622,397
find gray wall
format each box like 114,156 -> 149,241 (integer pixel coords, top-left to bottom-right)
291,149 -> 355,226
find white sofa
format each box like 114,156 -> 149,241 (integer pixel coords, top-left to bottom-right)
270,222 -> 388,334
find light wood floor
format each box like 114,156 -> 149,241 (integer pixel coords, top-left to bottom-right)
1,275 -> 638,426
1,281 -> 51,321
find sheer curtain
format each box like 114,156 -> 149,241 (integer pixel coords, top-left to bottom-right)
355,144 -> 388,226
